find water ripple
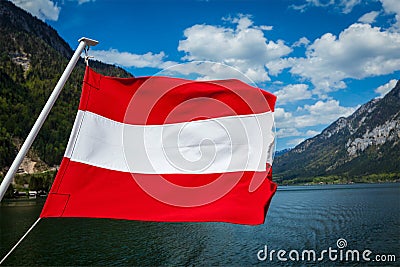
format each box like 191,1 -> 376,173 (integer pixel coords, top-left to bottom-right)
1,183 -> 399,266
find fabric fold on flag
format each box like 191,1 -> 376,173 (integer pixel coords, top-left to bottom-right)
40,66 -> 277,225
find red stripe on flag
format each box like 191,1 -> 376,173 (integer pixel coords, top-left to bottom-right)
41,158 -> 276,225
80,67 -> 276,125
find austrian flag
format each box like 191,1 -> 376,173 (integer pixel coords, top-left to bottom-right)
40,67 -> 277,225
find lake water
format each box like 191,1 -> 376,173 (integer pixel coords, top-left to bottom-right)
1,183 -> 399,266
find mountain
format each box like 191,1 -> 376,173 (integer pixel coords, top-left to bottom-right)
273,81 -> 400,184
274,148 -> 292,157
0,0 -> 132,176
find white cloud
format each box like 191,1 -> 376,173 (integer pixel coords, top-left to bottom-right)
293,0 -> 400,28
340,0 -> 361,14
274,84 -> 312,104
381,0 -> 400,14
274,107 -> 294,128
295,100 -> 357,127
287,138 -> 307,147
222,15 -> 273,31
290,4 -> 308,12
273,98 -> 356,149
90,49 -> 176,69
303,99 -> 354,116
380,0 -> 400,29
276,127 -> 320,138
309,0 -> 335,7
76,0 -> 95,4
265,58 -> 294,76
178,15 -> 292,82
358,11 -> 380,24
289,23 -> 400,95
255,25 -> 274,31
163,61 -> 257,84
276,128 -> 302,138
290,0 -> 361,14
275,100 -> 357,129
375,79 -> 398,97
306,129 -> 320,136
293,37 -> 310,47
11,0 -> 60,21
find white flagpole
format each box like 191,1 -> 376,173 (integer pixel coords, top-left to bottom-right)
0,37 -> 99,201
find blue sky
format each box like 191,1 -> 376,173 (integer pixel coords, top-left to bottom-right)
10,0 -> 400,150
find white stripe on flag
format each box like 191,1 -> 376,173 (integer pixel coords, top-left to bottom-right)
65,110 -> 274,174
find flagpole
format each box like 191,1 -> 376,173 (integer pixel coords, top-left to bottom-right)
0,37 -> 99,202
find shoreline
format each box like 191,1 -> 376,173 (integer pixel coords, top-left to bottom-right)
2,182 -> 399,202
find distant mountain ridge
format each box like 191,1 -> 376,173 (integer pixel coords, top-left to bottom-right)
274,148 -> 292,157
0,0 -> 132,175
273,81 -> 400,184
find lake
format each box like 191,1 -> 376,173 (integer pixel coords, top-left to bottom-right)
1,183 -> 399,266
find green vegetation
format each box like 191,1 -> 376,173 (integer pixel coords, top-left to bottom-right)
276,172 -> 400,185
0,29 -> 131,168
0,1 -> 132,196
1,170 -> 56,192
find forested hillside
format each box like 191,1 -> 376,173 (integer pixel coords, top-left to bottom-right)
0,0 -> 132,177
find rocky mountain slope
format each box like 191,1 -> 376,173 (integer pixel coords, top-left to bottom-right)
273,81 -> 400,183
